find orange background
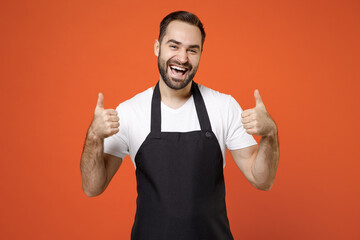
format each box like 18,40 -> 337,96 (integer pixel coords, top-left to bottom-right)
1,0 -> 359,239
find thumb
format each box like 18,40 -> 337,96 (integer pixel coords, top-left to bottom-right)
96,93 -> 104,108
254,89 -> 263,106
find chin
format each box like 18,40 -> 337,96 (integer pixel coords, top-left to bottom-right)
168,77 -> 192,90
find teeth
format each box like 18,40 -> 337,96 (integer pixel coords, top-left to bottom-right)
170,66 -> 186,71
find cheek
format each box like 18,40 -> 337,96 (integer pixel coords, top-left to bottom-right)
190,57 -> 201,67
160,54 -> 174,65
159,55 -> 168,65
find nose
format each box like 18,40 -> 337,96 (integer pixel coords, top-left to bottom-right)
176,49 -> 188,63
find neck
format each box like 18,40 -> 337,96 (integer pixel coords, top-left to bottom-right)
155,78 -> 192,109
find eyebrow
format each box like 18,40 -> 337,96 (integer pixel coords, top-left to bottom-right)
166,39 -> 201,50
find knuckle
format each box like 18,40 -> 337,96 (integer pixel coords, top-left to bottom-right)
111,128 -> 119,135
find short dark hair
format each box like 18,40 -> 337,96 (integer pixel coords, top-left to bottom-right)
158,11 -> 206,50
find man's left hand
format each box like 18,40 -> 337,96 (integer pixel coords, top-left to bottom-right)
241,90 -> 277,137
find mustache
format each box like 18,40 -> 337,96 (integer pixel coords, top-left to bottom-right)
167,59 -> 192,70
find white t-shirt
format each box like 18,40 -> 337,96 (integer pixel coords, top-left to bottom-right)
104,84 -> 257,168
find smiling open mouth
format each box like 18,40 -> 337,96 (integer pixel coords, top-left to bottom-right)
169,65 -> 188,77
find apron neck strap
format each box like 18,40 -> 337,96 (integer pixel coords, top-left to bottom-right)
151,81 -> 212,136
191,81 -> 212,132
151,81 -> 162,137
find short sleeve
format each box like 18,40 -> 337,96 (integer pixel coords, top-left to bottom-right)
104,104 -> 129,159
226,96 -> 257,150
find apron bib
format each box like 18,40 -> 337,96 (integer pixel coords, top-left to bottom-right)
131,81 -> 234,240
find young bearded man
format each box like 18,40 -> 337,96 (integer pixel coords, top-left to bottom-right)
81,11 -> 279,240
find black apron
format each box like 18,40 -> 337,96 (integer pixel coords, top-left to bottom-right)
131,81 -> 234,240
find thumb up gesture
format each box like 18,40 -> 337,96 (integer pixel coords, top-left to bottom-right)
89,93 -> 120,139
241,90 -> 277,136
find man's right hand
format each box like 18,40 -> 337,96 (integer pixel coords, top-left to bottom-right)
89,93 -> 120,139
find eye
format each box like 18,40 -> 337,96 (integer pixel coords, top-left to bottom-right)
170,45 -> 178,49
188,49 -> 198,54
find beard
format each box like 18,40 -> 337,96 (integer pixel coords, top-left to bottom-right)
157,50 -> 198,90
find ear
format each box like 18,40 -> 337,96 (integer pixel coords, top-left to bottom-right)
154,39 -> 159,57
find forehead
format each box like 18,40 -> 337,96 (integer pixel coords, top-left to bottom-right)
162,20 -> 202,47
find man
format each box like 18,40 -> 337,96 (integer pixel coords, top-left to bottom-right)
80,11 -> 279,240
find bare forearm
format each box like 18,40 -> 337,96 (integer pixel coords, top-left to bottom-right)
80,129 -> 107,197
252,130 -> 279,190
80,93 -> 120,197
